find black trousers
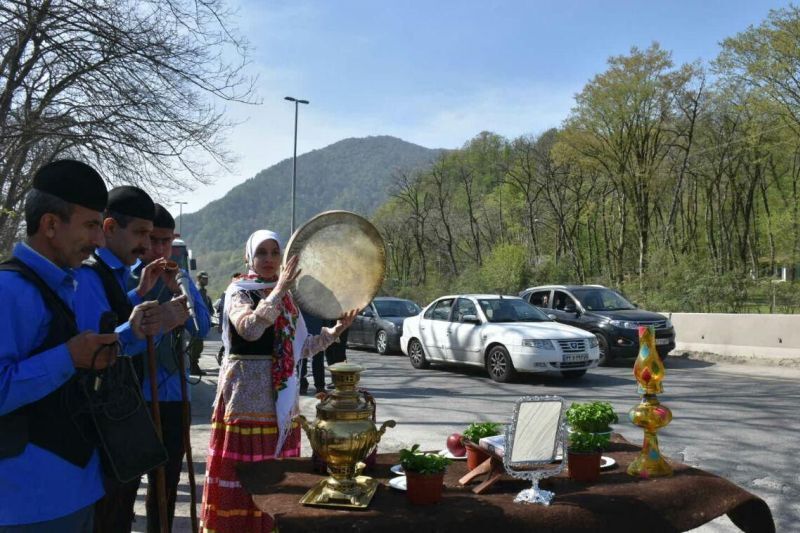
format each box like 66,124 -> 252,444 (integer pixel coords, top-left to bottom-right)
111,401 -> 186,533
93,476 -> 139,533
300,351 -> 326,391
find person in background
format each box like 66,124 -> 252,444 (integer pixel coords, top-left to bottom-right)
188,271 -> 212,375
196,271 -> 213,313
0,160 -> 118,532
299,310 -> 326,395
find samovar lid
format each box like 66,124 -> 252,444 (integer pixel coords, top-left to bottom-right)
329,362 -> 364,374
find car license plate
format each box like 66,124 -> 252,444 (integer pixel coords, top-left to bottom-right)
563,353 -> 589,363
655,338 -> 670,346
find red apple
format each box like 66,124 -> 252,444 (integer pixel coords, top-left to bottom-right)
446,433 -> 466,457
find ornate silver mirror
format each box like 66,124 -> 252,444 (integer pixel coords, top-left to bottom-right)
503,395 -> 566,505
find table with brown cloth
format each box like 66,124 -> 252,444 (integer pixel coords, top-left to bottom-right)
236,435 -> 774,533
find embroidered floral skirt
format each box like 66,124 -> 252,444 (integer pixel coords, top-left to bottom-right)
200,399 -> 301,532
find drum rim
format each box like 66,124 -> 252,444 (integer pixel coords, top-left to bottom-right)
283,210 -> 386,319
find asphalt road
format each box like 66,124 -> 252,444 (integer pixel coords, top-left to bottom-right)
133,339 -> 799,532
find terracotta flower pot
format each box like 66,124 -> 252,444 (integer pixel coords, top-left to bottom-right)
568,450 -> 602,482
466,445 -> 490,470
405,471 -> 445,505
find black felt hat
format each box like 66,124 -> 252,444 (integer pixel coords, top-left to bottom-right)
107,186 -> 155,221
153,204 -> 175,230
32,159 -> 108,212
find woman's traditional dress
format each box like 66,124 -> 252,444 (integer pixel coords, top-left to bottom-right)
201,231 -> 334,532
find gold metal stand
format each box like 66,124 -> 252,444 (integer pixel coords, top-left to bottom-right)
295,363 -> 395,508
628,326 -> 673,478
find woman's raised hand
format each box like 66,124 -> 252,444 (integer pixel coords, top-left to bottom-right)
274,255 -> 301,294
330,309 -> 358,337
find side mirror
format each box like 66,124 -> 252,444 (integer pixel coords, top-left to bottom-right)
462,314 -> 481,324
563,303 -> 576,313
189,258 -> 197,270
547,314 -> 557,320
361,309 -> 374,318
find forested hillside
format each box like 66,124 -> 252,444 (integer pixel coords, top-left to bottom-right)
181,136 -> 441,295
375,7 -> 800,312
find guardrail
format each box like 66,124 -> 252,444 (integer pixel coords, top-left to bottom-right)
663,312 -> 800,362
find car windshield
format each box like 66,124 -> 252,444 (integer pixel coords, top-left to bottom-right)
477,298 -> 550,323
374,299 -> 421,317
571,288 -> 636,311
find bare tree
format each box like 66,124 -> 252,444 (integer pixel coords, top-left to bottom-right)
390,170 -> 432,284
0,0 -> 255,250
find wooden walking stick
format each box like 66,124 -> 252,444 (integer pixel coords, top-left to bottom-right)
147,335 -> 170,533
178,335 -> 199,532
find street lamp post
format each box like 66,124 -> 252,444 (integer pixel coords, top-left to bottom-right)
175,201 -> 188,236
285,96 -> 309,234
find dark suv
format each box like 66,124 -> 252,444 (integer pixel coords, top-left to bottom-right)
518,285 -> 675,365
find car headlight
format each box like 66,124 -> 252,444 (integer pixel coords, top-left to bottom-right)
589,337 -> 599,348
522,339 -> 554,350
665,318 -> 673,329
609,320 -> 637,329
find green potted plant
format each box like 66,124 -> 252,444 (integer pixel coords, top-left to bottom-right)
565,401 -> 618,482
566,431 -> 607,482
462,422 -> 502,470
399,444 -> 452,505
565,401 -> 618,446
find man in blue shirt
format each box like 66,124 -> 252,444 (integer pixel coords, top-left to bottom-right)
73,187 -> 189,532
124,204 -> 210,532
74,186 -> 184,357
0,160 -> 119,531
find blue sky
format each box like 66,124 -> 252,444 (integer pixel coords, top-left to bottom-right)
176,0 -> 792,214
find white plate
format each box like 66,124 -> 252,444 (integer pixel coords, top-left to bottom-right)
388,476 -> 407,491
390,464 -> 404,476
601,456 -> 616,470
438,449 -> 467,460
552,454 -> 615,469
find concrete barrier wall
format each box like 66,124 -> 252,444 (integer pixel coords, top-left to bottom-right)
663,312 -> 800,361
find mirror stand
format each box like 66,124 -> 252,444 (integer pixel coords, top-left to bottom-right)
503,395 -> 567,506
513,471 -> 558,505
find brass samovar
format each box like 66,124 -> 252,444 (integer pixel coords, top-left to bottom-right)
295,362 -> 395,508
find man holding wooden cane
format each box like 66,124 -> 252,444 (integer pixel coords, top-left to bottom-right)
73,187 -> 189,532
127,204 -> 210,532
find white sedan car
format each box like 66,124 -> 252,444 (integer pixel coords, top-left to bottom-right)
400,294 -> 600,382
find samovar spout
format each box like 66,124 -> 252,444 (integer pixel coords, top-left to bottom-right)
294,414 -> 312,439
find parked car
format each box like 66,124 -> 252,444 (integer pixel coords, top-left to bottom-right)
400,294 -> 600,382
348,297 -> 421,354
518,285 -> 675,365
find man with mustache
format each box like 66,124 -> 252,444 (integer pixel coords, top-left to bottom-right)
0,160 -> 119,531
73,186 -> 189,532
125,204 -> 210,532
74,186 -> 187,359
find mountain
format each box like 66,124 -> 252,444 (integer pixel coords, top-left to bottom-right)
179,135 -> 442,294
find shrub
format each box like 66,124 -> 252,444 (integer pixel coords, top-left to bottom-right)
399,444 -> 451,474
462,422 -> 502,443
565,401 -> 618,433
